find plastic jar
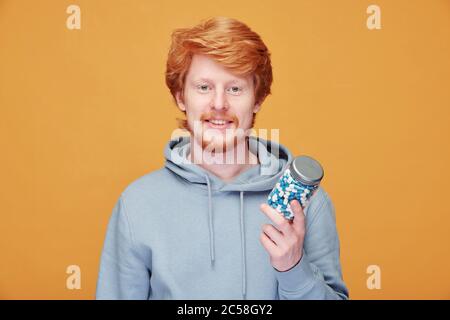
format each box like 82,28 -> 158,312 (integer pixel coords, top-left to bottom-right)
267,155 -> 324,220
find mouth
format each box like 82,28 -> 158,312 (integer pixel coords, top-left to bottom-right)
203,119 -> 234,130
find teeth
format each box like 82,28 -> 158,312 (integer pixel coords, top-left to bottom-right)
208,119 -> 229,125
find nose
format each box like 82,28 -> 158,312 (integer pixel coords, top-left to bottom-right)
211,89 -> 229,111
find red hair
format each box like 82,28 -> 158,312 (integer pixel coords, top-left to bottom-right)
165,17 -> 273,128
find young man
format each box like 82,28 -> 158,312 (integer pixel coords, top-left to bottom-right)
96,17 -> 349,300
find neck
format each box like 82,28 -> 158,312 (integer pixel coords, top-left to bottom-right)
188,136 -> 259,183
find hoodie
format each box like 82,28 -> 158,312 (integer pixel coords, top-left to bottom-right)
95,135 -> 349,300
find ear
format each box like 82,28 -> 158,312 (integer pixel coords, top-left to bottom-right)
175,92 -> 186,112
253,103 -> 261,114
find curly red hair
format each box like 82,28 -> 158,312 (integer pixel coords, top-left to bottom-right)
165,17 -> 273,128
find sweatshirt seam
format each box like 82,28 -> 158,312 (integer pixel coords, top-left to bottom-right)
119,195 -> 137,247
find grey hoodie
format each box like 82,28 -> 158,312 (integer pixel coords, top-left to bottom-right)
95,136 -> 349,299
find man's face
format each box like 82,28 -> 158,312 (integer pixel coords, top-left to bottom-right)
176,54 -> 260,154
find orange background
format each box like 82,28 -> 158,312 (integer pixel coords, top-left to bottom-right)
1,0 -> 449,299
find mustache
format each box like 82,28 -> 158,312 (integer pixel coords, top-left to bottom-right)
200,112 -> 239,125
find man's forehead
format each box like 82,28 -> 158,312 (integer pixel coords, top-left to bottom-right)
187,54 -> 252,84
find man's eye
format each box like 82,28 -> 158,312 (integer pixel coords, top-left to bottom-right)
197,85 -> 210,92
228,86 -> 242,94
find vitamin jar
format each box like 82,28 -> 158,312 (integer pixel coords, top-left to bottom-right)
267,155 -> 324,220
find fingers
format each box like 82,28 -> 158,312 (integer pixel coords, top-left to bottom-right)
259,230 -> 280,254
290,199 -> 304,217
290,199 -> 306,236
260,203 -> 292,233
261,223 -> 284,245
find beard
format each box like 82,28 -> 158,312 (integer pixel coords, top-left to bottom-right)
185,112 -> 254,164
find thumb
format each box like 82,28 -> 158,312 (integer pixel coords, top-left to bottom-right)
290,199 -> 305,232
291,199 -> 304,217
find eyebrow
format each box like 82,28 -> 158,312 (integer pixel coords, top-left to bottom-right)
194,78 -> 246,85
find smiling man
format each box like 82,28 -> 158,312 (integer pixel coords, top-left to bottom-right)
175,53 -> 260,181
96,17 -> 349,300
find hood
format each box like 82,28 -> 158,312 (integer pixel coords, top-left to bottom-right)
164,135 -> 293,299
164,135 -> 292,191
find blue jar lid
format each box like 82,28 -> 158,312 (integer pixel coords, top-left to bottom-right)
289,155 -> 324,186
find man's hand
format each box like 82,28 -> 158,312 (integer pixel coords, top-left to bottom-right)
259,200 -> 306,272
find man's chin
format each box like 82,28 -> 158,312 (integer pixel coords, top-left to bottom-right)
188,123 -> 252,155
188,129 -> 252,165
201,135 -> 237,154
192,127 -> 238,151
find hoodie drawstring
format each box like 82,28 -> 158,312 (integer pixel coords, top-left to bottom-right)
204,174 -> 215,265
204,175 -> 247,299
239,191 -> 247,299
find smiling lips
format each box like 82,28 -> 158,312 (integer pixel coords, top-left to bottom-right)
204,118 -> 234,129
206,119 -> 232,125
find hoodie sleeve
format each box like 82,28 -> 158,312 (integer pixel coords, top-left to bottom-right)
96,195 -> 151,299
273,193 -> 349,300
